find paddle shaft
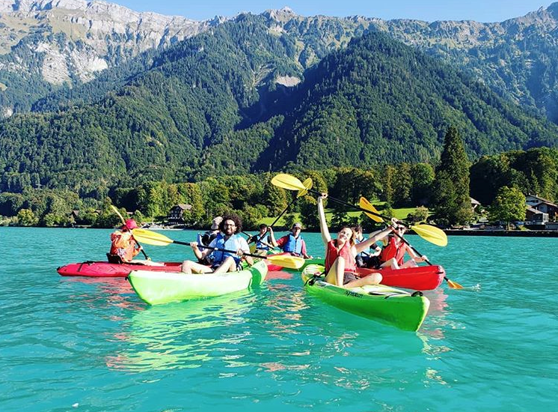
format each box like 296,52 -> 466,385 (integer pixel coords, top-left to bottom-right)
253,194 -> 299,247
308,189 -> 390,222
393,229 -> 459,287
171,239 -> 271,260
393,231 -> 432,266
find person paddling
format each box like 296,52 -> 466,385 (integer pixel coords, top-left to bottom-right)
247,224 -> 277,255
318,194 -> 392,288
109,219 -> 143,263
378,225 -> 428,269
181,214 -> 253,274
276,222 -> 312,259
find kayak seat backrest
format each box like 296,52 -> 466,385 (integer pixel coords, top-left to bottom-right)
107,253 -> 123,264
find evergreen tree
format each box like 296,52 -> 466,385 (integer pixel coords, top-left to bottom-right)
392,163 -> 413,207
432,127 -> 473,225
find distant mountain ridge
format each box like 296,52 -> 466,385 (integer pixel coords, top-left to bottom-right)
0,0 -> 222,115
1,1 -> 557,123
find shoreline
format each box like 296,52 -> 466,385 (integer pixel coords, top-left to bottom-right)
442,229 -> 558,237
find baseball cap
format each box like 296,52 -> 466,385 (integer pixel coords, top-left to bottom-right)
292,222 -> 302,229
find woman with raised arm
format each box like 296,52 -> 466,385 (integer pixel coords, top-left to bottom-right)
317,194 -> 393,288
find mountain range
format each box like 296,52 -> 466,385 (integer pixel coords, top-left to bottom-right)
0,1 -> 557,193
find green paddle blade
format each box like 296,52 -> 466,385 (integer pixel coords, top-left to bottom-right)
266,255 -> 305,269
132,229 -> 175,246
359,197 -> 384,223
271,174 -> 306,191
410,224 -> 448,247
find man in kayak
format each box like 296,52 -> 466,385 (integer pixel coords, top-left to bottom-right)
181,214 -> 253,274
276,222 -> 312,259
318,194 -> 392,288
247,224 -> 277,255
109,219 -> 143,263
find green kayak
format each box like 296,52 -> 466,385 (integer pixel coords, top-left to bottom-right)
302,265 -> 430,332
129,260 -> 268,305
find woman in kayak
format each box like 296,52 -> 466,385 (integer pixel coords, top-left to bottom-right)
378,226 -> 428,269
109,219 -> 143,263
317,194 -> 392,288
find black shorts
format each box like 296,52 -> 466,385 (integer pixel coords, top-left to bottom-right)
366,256 -> 381,269
343,272 -> 359,285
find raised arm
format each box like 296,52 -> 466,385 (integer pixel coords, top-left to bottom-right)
355,227 -> 393,253
267,227 -> 278,247
317,194 -> 331,245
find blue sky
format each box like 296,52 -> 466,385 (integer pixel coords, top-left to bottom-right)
107,0 -> 555,22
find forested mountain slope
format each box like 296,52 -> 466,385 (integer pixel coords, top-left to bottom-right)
1,18 -> 557,194
255,32 -> 558,169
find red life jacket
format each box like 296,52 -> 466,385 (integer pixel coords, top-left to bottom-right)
325,239 -> 357,273
379,236 -> 405,265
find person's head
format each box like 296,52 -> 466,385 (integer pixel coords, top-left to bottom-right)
396,224 -> 407,236
211,216 -> 223,230
291,222 -> 302,235
219,214 -> 242,236
259,224 -> 268,234
352,225 -> 363,239
337,225 -> 355,246
123,219 -> 138,231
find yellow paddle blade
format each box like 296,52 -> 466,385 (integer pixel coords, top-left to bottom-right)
297,178 -> 313,198
266,255 -> 305,270
111,205 -> 126,225
446,277 -> 463,289
132,229 -> 174,246
410,224 -> 448,247
271,173 -> 306,191
359,197 -> 384,223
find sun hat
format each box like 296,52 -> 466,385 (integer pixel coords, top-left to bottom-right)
125,219 -> 138,230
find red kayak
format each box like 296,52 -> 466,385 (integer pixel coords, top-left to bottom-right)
57,261 -> 183,277
58,259 -> 284,277
357,265 -> 445,290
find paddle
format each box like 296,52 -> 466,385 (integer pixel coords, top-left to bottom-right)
359,197 -> 447,247
272,173 -> 448,247
268,177 -> 313,228
132,228 -> 305,270
359,197 -> 463,289
110,205 -> 150,260
250,176 -> 313,249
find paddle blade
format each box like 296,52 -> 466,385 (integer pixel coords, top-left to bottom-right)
266,255 -> 305,270
445,277 -> 464,289
132,229 -> 174,247
411,224 -> 448,247
297,178 -> 313,198
359,197 -> 384,223
271,174 -> 306,191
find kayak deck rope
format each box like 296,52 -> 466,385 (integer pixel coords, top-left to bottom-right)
305,271 -> 326,286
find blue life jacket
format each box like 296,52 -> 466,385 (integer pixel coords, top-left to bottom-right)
211,234 -> 243,265
283,233 -> 303,256
256,234 -> 271,250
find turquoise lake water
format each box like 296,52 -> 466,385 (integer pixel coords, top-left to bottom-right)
0,227 -> 556,411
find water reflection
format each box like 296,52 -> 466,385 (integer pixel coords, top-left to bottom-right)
106,292 -> 255,372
